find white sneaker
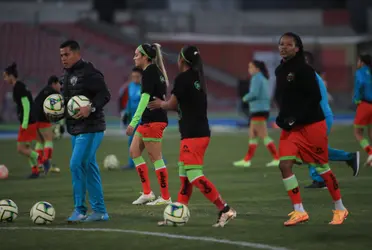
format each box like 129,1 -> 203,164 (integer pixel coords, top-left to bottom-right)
146,196 -> 172,206
212,208 -> 237,228
132,191 -> 156,205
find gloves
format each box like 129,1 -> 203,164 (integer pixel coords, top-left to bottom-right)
276,116 -> 296,131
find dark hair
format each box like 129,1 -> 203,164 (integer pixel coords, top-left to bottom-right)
137,43 -> 168,85
279,32 -> 304,57
251,60 -> 269,80
132,67 -> 143,75
303,51 -> 315,66
4,62 -> 18,78
360,54 -> 372,73
60,40 -> 80,51
48,75 -> 59,86
180,45 -> 206,92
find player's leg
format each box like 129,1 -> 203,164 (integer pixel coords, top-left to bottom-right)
257,120 -> 280,167
67,134 -> 92,222
122,122 -> 138,170
130,128 -> 154,204
39,123 -> 54,174
144,122 -> 171,205
278,129 -> 308,226
177,161 -> 193,205
306,120 -> 348,224
35,127 -> 45,168
233,121 -> 257,167
325,115 -> 359,176
183,137 -> 236,227
84,132 -> 109,222
17,124 -> 40,178
354,102 -> 372,164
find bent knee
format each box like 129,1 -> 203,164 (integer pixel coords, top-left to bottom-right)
279,160 -> 293,173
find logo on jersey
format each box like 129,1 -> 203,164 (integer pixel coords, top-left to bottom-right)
287,72 -> 295,82
160,76 -> 165,83
70,76 -> 78,86
194,81 -> 201,90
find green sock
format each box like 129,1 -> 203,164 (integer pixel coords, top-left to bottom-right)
133,156 -> 145,166
154,159 -> 165,170
29,151 -> 39,167
360,138 -> 370,148
35,142 -> 43,151
283,175 -> 299,191
44,141 -> 53,149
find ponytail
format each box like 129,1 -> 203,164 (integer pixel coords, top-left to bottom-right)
192,53 -> 207,93
4,62 -> 18,78
152,43 -> 169,87
180,46 -> 207,93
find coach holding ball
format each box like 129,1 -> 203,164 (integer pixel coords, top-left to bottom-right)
59,40 -> 111,223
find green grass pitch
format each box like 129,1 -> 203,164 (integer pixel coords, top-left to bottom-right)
0,125 -> 371,250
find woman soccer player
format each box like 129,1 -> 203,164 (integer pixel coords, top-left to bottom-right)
352,54 -> 372,165
3,63 -> 40,178
233,60 -> 279,168
126,43 -> 171,205
148,45 -> 236,227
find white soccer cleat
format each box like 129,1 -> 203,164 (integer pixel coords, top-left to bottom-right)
212,207 -> 237,228
146,196 -> 172,206
132,191 -> 156,205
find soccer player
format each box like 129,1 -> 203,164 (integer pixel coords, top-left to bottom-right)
60,40 -> 111,222
3,63 -> 40,178
127,43 -> 171,205
233,60 -> 280,168
275,32 -> 348,226
303,51 -> 359,188
119,67 -> 143,169
148,45 -> 236,227
353,54 -> 372,165
33,75 -> 62,174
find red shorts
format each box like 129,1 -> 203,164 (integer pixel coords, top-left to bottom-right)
136,122 -> 167,141
17,123 -> 37,142
179,137 -> 210,169
354,101 -> 372,127
36,122 -> 52,130
279,120 -> 328,165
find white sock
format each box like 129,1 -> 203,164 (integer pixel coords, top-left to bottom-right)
293,203 -> 305,212
334,199 -> 346,211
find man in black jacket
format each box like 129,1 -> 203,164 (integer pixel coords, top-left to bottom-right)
60,40 -> 111,223
275,32 -> 348,226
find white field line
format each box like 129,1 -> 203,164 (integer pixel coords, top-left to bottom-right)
0,226 -> 290,250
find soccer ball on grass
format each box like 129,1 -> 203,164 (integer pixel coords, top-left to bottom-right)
163,202 -> 190,226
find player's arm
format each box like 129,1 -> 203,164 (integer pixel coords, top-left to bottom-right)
242,76 -> 260,102
129,93 -> 150,127
160,94 -> 178,111
21,97 -> 30,129
85,71 -> 111,110
353,71 -> 364,104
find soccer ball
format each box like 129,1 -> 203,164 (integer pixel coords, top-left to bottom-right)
43,94 -> 65,118
0,199 -> 18,222
0,165 -> 9,179
163,202 -> 190,226
103,154 -> 119,170
67,95 -> 90,118
30,201 -> 55,225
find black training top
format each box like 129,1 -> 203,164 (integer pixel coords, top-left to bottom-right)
274,54 -> 325,126
172,69 -> 210,139
12,81 -> 35,125
141,64 -> 168,124
33,85 -> 60,122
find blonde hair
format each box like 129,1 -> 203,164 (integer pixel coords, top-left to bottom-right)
152,43 -> 169,87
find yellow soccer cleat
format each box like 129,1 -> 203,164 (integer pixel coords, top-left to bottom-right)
233,159 -> 251,167
329,209 -> 348,225
284,211 -> 309,226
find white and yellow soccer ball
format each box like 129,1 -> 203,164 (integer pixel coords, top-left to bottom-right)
0,199 -> 18,222
43,94 -> 65,118
67,95 -> 90,118
163,202 -> 190,226
30,201 -> 56,225
103,154 -> 119,170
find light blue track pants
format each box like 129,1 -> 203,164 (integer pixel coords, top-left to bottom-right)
70,132 -> 106,214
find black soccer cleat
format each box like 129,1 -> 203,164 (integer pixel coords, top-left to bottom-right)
346,151 -> 360,177
305,181 -> 327,189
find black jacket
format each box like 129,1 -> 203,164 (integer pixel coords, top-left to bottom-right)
61,60 -> 111,135
274,54 -> 324,127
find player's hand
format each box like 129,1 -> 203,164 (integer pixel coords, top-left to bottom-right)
148,97 -> 163,110
126,125 -> 135,136
73,105 -> 92,119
